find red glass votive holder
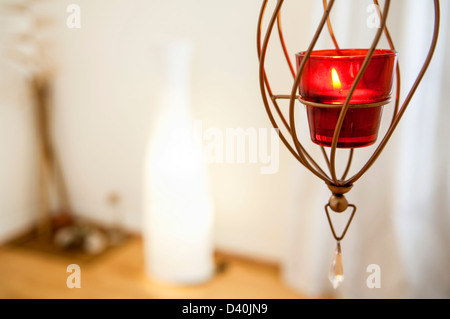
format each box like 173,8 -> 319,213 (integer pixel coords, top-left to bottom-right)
296,49 -> 397,148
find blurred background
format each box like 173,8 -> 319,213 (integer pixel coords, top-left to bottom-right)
0,0 -> 449,299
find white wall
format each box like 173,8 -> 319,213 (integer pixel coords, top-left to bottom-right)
0,0 -> 308,262
0,1 -> 42,242
0,59 -> 38,242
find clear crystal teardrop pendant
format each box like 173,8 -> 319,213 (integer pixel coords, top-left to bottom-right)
328,241 -> 344,289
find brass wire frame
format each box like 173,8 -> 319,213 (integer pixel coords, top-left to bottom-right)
257,0 -> 440,241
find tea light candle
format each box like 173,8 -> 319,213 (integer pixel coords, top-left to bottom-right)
296,49 -> 397,148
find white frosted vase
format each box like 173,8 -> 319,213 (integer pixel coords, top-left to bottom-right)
143,39 -> 214,284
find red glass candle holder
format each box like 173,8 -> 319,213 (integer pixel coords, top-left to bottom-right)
296,49 -> 397,148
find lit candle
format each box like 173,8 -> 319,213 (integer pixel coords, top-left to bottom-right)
331,68 -> 341,91
296,49 -> 397,148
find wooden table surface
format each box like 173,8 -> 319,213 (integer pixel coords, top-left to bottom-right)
0,236 -> 304,299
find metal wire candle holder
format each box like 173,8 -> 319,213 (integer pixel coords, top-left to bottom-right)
257,0 -> 440,288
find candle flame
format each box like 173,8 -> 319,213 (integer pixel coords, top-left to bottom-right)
331,68 -> 341,90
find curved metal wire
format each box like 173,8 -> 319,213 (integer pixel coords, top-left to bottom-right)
258,0 -> 440,190
276,12 -> 295,78
328,0 -> 391,185
257,0 -> 302,164
372,0 -> 402,119
323,0 -> 340,51
345,0 -> 441,185
287,0 -> 337,184
258,1 -> 440,280
258,0 -> 332,182
276,2 -> 332,180
322,0 -> 349,180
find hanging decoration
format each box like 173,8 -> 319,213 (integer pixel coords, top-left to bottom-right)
257,0 -> 440,288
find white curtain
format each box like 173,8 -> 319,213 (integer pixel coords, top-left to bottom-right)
282,0 -> 450,298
